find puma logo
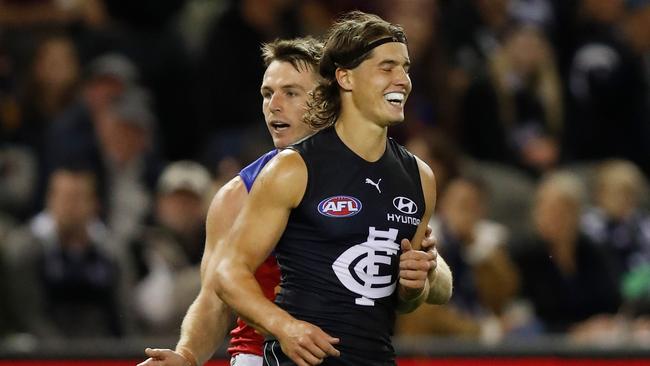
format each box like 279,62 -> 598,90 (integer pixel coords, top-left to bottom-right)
365,178 -> 382,193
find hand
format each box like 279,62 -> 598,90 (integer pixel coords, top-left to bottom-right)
399,238 -> 435,301
421,225 -> 439,274
277,318 -> 340,366
137,348 -> 194,366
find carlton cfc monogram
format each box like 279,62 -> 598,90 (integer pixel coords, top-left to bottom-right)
331,227 -> 400,306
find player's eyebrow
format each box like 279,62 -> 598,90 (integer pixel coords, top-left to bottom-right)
260,84 -> 307,95
281,84 -> 307,91
378,58 -> 411,68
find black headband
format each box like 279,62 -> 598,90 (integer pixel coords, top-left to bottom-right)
335,36 -> 406,67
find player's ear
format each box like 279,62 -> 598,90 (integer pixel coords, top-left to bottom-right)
335,67 -> 353,91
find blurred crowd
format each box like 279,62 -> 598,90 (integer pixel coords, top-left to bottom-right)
0,0 -> 649,350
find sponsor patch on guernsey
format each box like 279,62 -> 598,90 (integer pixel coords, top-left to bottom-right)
318,196 -> 362,217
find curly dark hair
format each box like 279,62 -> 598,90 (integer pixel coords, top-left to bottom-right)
304,11 -> 407,129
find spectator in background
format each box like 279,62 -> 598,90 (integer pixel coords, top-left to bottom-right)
397,176 -> 519,342
515,171 -> 621,334
132,160 -> 211,335
48,52 -> 139,152
441,0 -> 512,80
94,87 -> 162,248
0,36 -> 20,141
460,25 -> 563,175
0,146 -> 38,222
437,0 -> 514,142
405,132 -> 462,197
565,0 -> 650,173
581,159 -> 650,282
380,0 -> 451,139
44,52 -> 140,213
96,0 -> 196,161
571,177 -> 650,348
0,207 -> 16,336
508,0 -> 579,76
551,160 -> 650,345
2,164 -> 130,338
13,35 -> 80,153
0,35 -> 82,217
0,0 -> 106,28
196,0 -> 300,168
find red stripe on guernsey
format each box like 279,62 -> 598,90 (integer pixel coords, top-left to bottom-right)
227,254 -> 281,357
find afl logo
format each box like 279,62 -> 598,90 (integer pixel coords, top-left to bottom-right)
393,196 -> 418,214
318,196 -> 362,217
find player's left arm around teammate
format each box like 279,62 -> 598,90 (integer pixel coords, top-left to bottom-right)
396,157 -> 438,313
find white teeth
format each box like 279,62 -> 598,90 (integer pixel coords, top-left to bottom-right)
384,92 -> 404,103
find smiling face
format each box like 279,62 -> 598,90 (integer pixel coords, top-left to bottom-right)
346,42 -> 412,127
261,60 -> 318,148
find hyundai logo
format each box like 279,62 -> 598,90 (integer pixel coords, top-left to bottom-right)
392,196 -> 417,214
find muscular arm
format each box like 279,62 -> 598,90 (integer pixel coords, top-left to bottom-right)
140,178 -> 247,366
426,254 -> 453,305
396,158 -> 438,313
213,150 -> 339,366
175,178 -> 249,365
397,157 -> 454,309
417,156 -> 453,306
409,227 -> 453,306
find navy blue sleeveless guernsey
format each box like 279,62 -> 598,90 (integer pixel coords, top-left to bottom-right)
269,126 -> 425,365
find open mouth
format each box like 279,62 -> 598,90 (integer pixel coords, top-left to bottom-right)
270,121 -> 291,132
384,92 -> 405,106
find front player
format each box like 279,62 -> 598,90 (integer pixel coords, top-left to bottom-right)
214,12 -> 449,366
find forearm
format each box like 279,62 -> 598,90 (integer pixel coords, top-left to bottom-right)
426,256 -> 453,305
175,289 -> 231,366
216,265 -> 292,337
396,278 -> 429,314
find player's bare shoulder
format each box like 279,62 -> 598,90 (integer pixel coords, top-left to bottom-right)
259,149 -> 306,180
413,155 -> 435,186
413,155 -> 437,214
252,149 -> 308,208
207,176 -> 248,217
204,176 -> 248,248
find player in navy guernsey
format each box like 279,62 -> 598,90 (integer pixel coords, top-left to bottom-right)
215,11 -> 451,366
139,35 -> 451,366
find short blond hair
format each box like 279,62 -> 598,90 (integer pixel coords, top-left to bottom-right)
595,159 -> 647,200
537,170 -> 587,209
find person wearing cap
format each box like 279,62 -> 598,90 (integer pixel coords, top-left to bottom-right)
94,86 -> 163,248
131,160 -> 212,335
36,52 -> 140,216
214,11 -> 451,366
140,33 -> 450,366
